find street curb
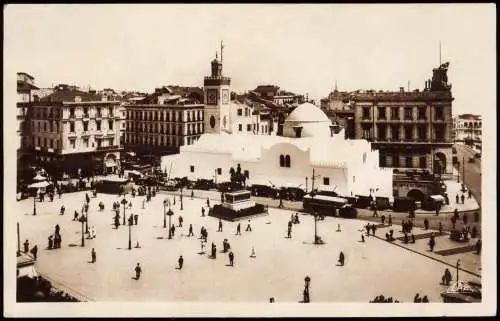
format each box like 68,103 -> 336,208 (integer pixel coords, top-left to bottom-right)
370,234 -> 481,278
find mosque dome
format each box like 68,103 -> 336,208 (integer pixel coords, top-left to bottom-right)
283,103 -> 332,138
285,102 -> 330,122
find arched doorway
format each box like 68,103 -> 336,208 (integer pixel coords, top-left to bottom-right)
407,189 -> 425,202
105,154 -> 118,174
434,152 -> 446,175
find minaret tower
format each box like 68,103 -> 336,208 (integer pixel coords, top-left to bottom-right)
203,41 -> 231,133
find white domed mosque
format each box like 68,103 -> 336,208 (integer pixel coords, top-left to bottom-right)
162,102 -> 393,201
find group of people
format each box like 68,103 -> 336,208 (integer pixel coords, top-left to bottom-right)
364,223 -> 377,236
369,295 -> 400,303
413,293 -> 430,303
47,224 -> 62,250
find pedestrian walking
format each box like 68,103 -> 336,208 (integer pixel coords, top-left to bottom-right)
236,223 -> 241,235
188,224 -> 194,237
60,205 -> 65,215
475,239 -> 481,255
30,245 -> 38,260
191,190 -> 194,199
424,218 -> 429,230
178,256 -> 184,269
170,224 -> 176,237
24,239 -> 29,253
91,225 -> 96,239
461,194 -> 465,204
134,214 -> 139,225
218,218 -> 223,232
91,248 -> 96,263
336,224 -> 341,232
438,221 -> 443,234
428,234 -> 436,252
48,235 -> 53,250
381,215 -> 386,225
338,251 -> 345,266
206,198 -> 210,208
246,220 -> 252,232
455,194 -> 459,204
201,207 -> 205,217
371,224 -> 376,236
134,263 -> 142,280
228,251 -> 234,266
178,216 -> 183,227
361,234 -> 365,242
442,268 -> 452,285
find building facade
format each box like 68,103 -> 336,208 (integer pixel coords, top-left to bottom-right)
322,63 -> 454,176
24,84 -> 123,177
124,103 -> 205,155
17,73 -> 39,156
452,114 -> 482,145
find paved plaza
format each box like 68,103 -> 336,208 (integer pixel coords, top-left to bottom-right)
16,190 -> 481,302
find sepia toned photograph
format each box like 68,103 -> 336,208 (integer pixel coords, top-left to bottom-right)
3,3 -> 496,317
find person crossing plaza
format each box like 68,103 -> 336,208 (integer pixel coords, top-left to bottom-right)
91,248 -> 96,263
236,223 -> 241,235
218,218 -> 223,232
246,220 -> 252,232
178,256 -> 184,270
134,263 -> 142,280
178,215 -> 183,228
228,251 -> 234,266
188,224 -> 194,237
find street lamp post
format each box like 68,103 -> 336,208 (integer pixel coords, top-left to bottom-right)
128,217 -> 132,250
456,259 -> 460,282
180,187 -> 183,211
167,208 -> 174,239
80,216 -> 85,247
305,177 -> 308,193
33,192 -> 37,216
163,199 -> 167,228
85,203 -> 89,234
121,198 -> 128,226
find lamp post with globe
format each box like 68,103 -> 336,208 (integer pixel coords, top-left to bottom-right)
167,208 -> 174,239
121,198 -> 128,226
163,199 -> 168,228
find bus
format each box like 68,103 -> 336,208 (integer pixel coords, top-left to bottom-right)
302,194 -> 348,216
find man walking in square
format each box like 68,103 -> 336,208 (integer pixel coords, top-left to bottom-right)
218,218 -> 223,232
134,263 -> 142,280
228,251 -> 234,266
236,223 -> 241,235
188,224 -> 194,237
178,256 -> 184,270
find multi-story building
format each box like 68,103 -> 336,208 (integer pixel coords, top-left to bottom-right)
17,73 -> 39,157
452,114 -> 482,146
320,63 -> 454,200
25,84 -> 123,177
248,85 -> 304,107
124,97 -> 204,156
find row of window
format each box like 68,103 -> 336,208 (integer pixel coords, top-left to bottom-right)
362,106 -> 444,121
127,109 -> 203,122
66,137 -> 114,150
379,154 -> 428,168
236,108 -> 252,117
238,123 -> 269,133
68,120 -> 114,133
454,122 -> 482,128
126,122 -> 203,135
33,121 -> 59,133
361,124 -> 445,141
69,106 -> 114,118
125,134 -> 200,147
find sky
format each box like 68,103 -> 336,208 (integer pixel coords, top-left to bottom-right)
4,4 -> 496,115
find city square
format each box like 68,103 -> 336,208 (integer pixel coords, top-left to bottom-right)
16,188 -> 480,302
